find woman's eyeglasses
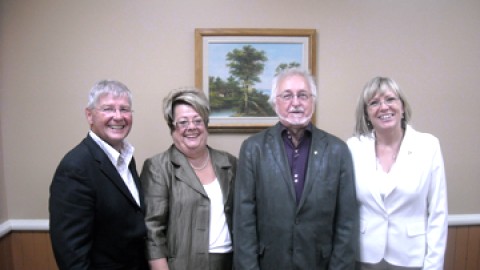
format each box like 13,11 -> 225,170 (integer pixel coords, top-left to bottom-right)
173,118 -> 204,129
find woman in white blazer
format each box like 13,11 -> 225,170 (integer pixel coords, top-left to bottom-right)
347,77 -> 448,270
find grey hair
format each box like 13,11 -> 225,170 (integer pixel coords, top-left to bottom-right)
163,87 -> 210,133
86,80 -> 132,109
268,67 -> 317,109
354,76 -> 412,137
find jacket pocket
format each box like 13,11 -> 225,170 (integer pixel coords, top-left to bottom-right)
407,221 -> 426,237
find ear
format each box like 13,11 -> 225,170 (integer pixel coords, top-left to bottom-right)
85,108 -> 94,125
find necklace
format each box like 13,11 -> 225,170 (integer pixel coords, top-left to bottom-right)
189,151 -> 210,170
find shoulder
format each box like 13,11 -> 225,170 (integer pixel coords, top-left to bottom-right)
246,125 -> 277,142
52,138 -> 100,188
404,125 -> 441,149
346,134 -> 372,149
210,147 -> 237,162
142,146 -> 175,167
140,147 -> 177,182
311,126 -> 348,148
210,148 -> 237,172
242,124 -> 284,149
407,125 -> 439,140
56,137 -> 96,170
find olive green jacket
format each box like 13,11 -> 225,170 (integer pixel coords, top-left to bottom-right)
140,145 -> 237,270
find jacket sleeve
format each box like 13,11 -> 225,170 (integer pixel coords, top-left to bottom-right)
49,160 -> 95,270
140,156 -> 170,260
329,143 -> 359,270
233,139 -> 261,270
424,139 -> 448,270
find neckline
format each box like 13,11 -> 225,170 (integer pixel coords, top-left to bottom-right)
189,151 -> 210,170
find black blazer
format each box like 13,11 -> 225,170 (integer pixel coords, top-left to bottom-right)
49,135 -> 149,270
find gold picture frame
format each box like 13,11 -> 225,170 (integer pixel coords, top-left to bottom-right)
195,28 -> 317,133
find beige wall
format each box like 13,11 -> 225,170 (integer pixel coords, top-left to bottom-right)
0,0 -> 479,220
0,118 -> 5,223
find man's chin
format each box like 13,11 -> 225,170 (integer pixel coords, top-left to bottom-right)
280,117 -> 310,127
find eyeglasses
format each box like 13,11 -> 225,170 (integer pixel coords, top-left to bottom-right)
96,106 -> 133,115
173,118 -> 204,129
367,97 -> 399,109
276,91 -> 312,102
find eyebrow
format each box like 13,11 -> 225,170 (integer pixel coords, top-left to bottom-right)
280,89 -> 309,92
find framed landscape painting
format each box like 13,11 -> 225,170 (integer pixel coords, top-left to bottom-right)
195,28 -> 316,133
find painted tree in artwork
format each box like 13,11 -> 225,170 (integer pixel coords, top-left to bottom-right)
275,62 -> 301,75
226,45 -> 268,115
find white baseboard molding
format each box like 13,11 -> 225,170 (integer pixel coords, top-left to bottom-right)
1,214 -> 480,238
448,214 -> 480,226
0,219 -> 49,238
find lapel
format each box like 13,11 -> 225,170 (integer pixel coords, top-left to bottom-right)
210,149 -> 233,205
84,135 -> 142,209
365,126 -> 416,208
391,125 -> 416,169
383,126 -> 416,197
266,124 -> 297,203
297,126 -> 328,210
129,157 -> 145,211
169,146 -> 208,197
362,135 -> 387,210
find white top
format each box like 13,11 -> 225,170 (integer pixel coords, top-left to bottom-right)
347,125 -> 448,269
89,131 -> 140,205
376,160 -> 396,201
203,178 -> 232,253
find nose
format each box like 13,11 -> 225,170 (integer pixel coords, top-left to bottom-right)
378,100 -> 390,109
113,109 -> 123,118
291,95 -> 301,105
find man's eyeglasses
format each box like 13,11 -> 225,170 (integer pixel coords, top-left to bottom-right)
276,91 -> 312,102
96,107 -> 133,115
173,118 -> 204,129
367,97 -> 399,109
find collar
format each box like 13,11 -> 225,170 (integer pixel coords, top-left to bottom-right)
279,122 -> 313,137
89,130 -> 134,166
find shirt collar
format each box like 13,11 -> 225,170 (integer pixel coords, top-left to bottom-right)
88,130 -> 134,166
279,122 -> 313,137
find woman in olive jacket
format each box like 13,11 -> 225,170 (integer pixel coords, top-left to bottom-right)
140,88 -> 237,270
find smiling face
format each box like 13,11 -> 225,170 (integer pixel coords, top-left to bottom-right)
171,103 -> 208,156
366,89 -> 404,133
86,93 -> 132,151
275,74 -> 314,129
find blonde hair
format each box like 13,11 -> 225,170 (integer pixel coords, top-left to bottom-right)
163,87 -> 210,133
353,77 -> 412,137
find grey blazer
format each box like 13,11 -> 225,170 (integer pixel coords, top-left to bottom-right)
233,123 -> 358,270
141,145 -> 237,270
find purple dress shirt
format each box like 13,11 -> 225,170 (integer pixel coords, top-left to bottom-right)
281,124 -> 312,204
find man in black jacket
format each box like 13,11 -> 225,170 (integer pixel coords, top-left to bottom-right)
49,80 -> 148,270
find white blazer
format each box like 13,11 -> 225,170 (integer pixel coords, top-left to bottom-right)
347,126 -> 448,269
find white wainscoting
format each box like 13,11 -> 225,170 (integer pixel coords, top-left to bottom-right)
1,214 -> 480,238
0,219 -> 49,238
